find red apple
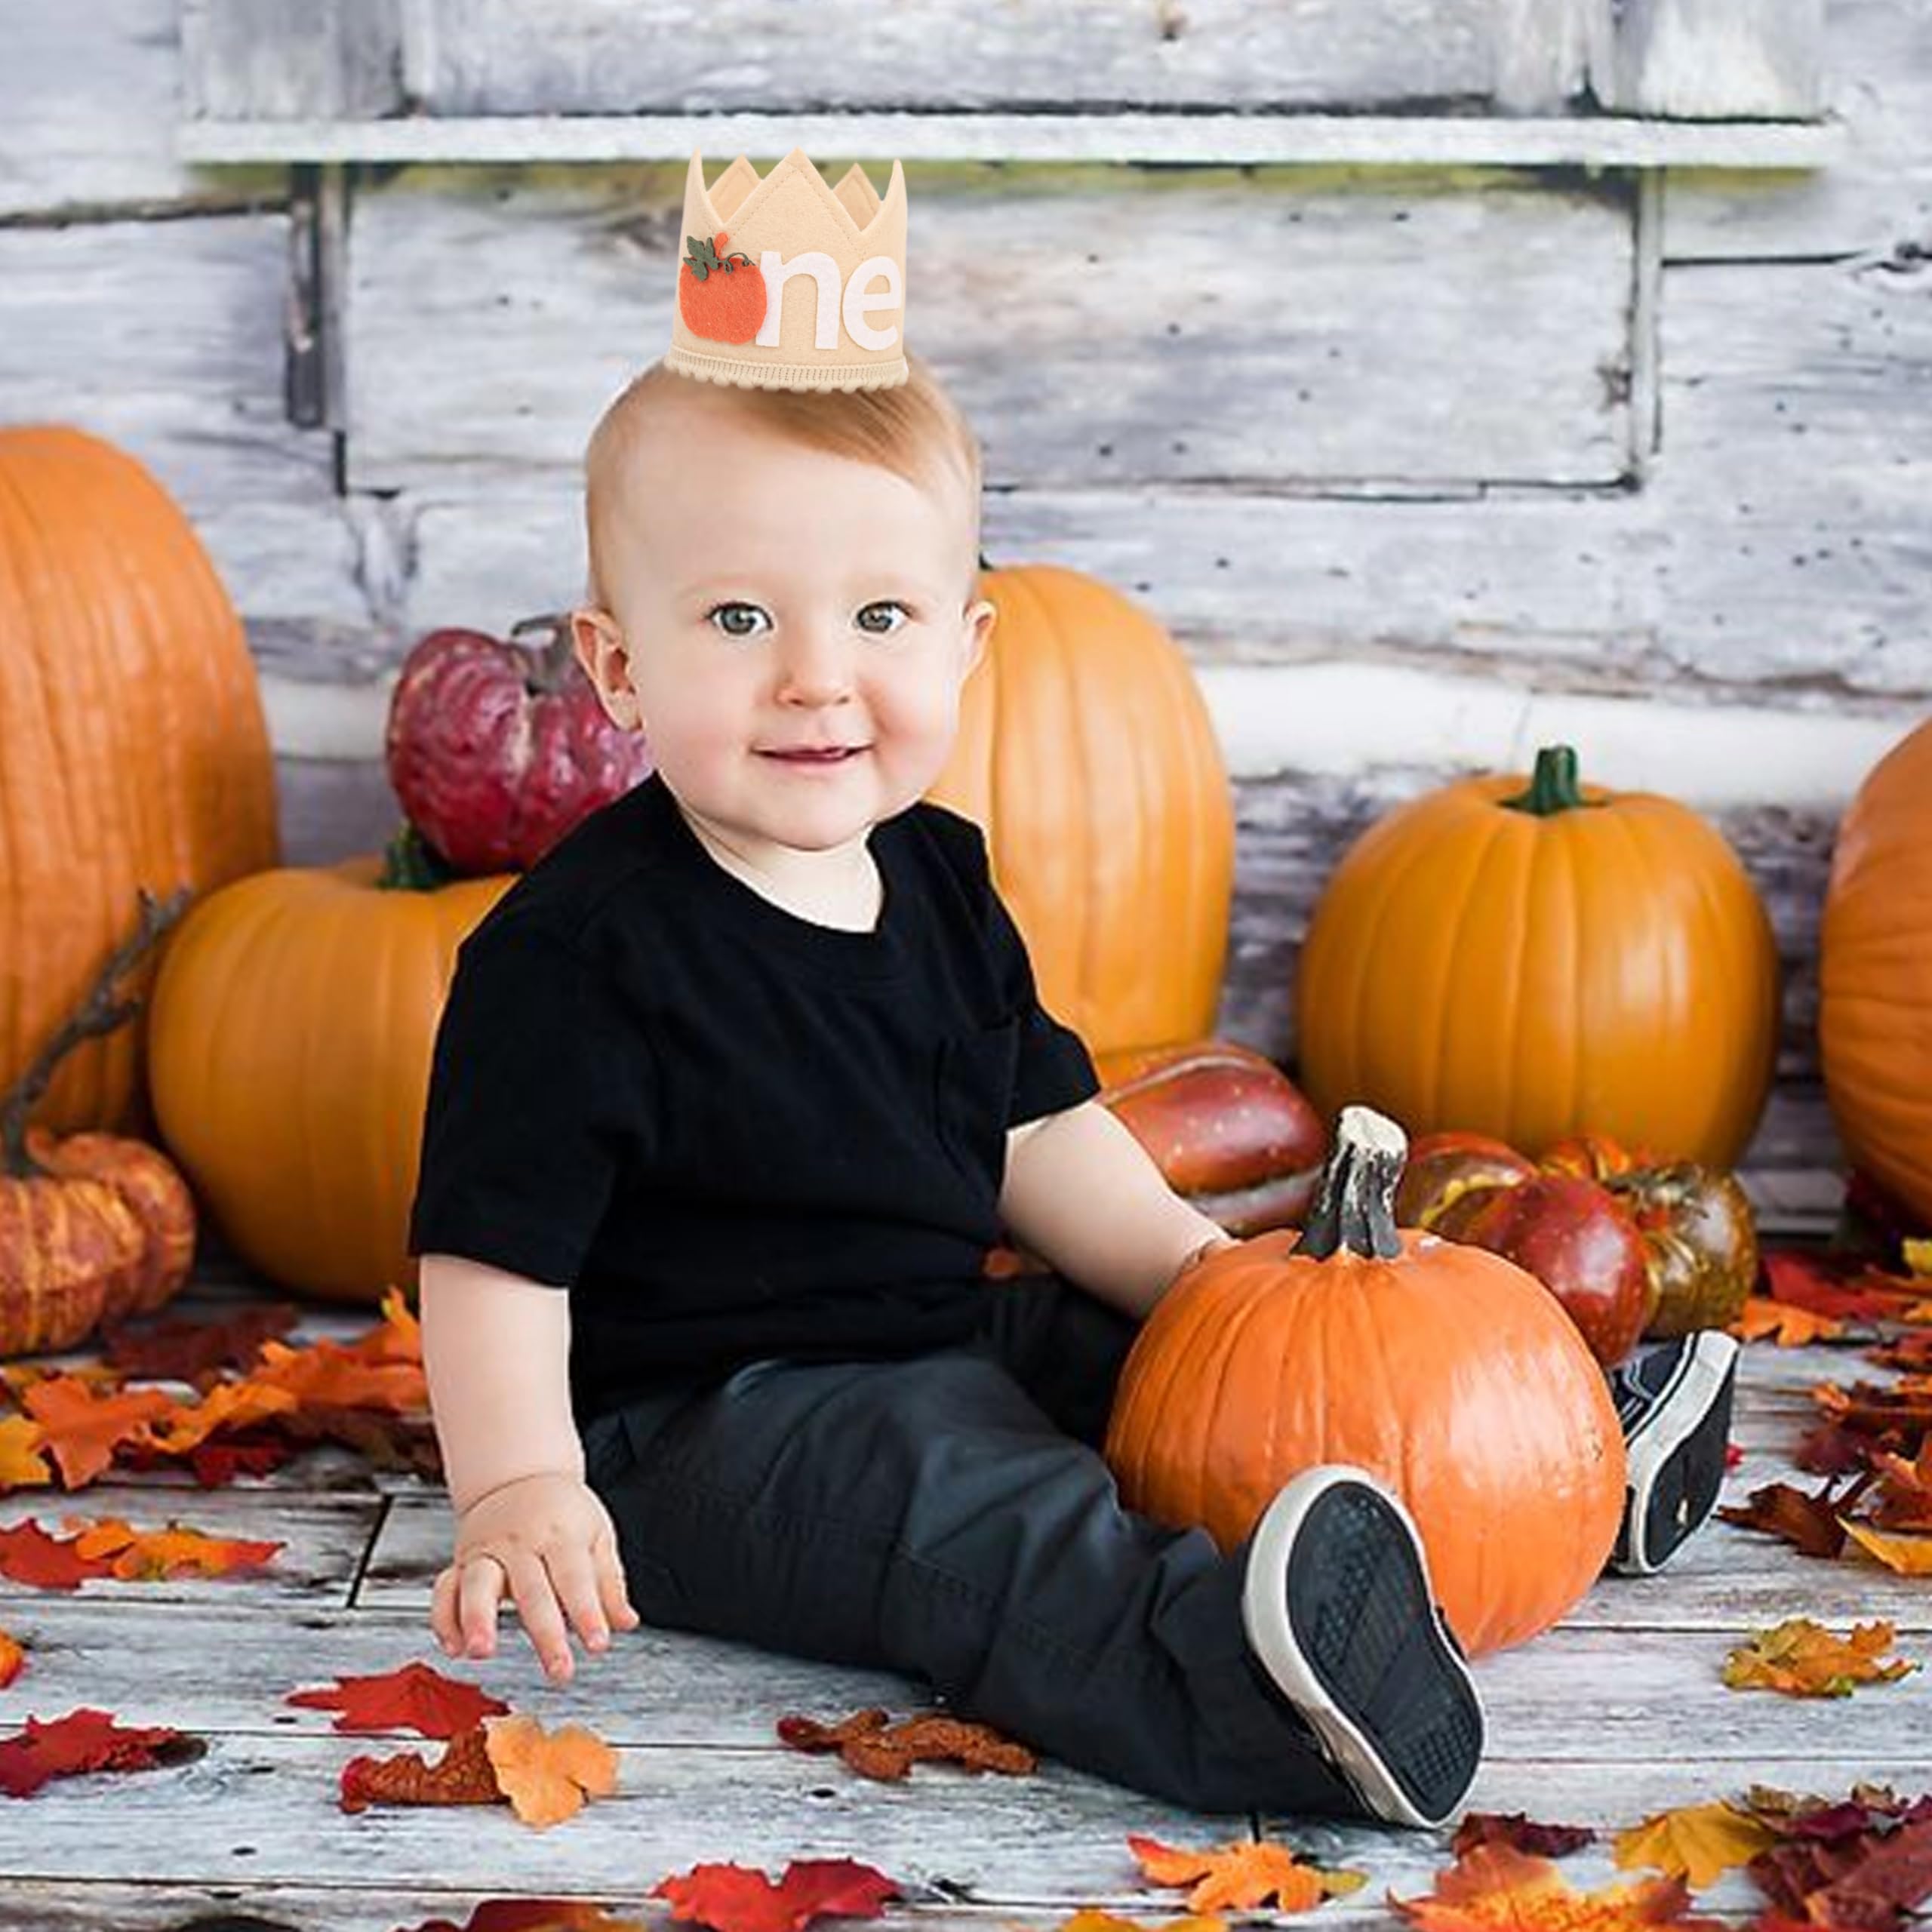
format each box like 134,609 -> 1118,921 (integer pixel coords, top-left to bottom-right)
1452,1171 -> 1650,1366
386,617 -> 654,873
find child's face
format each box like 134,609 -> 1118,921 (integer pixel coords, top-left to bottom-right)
574,392 -> 995,864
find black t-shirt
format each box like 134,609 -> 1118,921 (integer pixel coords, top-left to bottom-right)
407,773 -> 1099,1421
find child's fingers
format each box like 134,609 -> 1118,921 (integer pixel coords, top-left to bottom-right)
430,1564 -> 462,1654
503,1551 -> 575,1684
593,1536 -> 640,1631
546,1546 -> 611,1654
457,1553 -> 507,1657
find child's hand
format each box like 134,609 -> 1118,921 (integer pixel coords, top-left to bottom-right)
431,1471 -> 641,1685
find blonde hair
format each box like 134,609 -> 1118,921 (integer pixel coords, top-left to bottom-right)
584,351 -> 983,607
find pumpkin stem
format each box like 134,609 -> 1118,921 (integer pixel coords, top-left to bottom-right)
0,888 -> 191,1179
1500,744 -> 1596,817
1297,1105 -> 1407,1261
508,611 -> 580,697
377,823 -> 460,893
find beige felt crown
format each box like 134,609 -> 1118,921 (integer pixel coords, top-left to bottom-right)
664,146 -> 909,392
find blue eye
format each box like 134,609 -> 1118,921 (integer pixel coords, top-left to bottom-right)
857,601 -> 912,635
706,601 -> 769,638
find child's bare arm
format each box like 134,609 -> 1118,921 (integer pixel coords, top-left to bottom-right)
998,1101 -> 1235,1320
420,1254 -> 638,1682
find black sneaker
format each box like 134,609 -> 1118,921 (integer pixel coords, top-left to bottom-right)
1240,1466 -> 1484,1829
1607,1331 -> 1740,1577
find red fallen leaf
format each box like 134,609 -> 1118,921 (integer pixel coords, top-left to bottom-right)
0,1707 -> 198,1799
186,1434 -> 299,1487
101,1303 -> 299,1380
1748,1800 -> 1932,1930
290,1660 -> 510,1739
1453,1812 -> 1596,1859
272,1403 -> 443,1478
1797,1423 -> 1882,1477
20,1378 -> 174,1488
0,1520 -> 115,1590
1762,1252 -> 1921,1324
341,1722 -> 503,1813
1813,1381 -> 1932,1441
398,1904 -> 644,1932
1725,1443 -> 1746,1472
652,1860 -> 900,1932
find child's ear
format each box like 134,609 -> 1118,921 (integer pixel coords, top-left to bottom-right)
961,597 -> 997,681
570,607 -> 645,731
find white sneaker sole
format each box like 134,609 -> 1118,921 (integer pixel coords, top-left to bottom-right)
1616,1332 -> 1741,1576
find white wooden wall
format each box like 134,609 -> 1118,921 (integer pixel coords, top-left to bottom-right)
2,0 -> 1929,1208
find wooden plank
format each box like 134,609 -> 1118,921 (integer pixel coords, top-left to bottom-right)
346,165 -> 1635,494
0,0 -> 261,218
1599,0 -> 1824,118
180,0 -> 406,121
400,0 -> 1506,117
177,111 -> 1841,169
0,1490 -> 381,1609
1663,0 -> 1932,260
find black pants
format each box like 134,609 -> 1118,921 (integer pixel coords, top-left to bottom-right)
582,1276 -> 1357,1817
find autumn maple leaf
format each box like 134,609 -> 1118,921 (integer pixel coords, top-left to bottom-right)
288,1660 -> 510,1739
1718,1479 -> 1854,1558
20,1377 -> 173,1487
1055,1912 -> 1225,1932
1454,1814 -> 1595,1860
0,1627 -> 23,1688
66,1517 -> 283,1580
0,1708 -> 199,1799
398,1905 -> 645,1932
1615,1801 -> 1782,1887
0,1415 -> 51,1491
483,1715 -> 620,1829
340,1723 -> 503,1814
1127,1833 -> 1365,1913
0,1520 -> 114,1589
103,1303 -> 299,1380
1393,1843 -> 1727,1932
1734,1298 -> 1845,1349
1723,1620 -> 1917,1697
777,1706 -> 1036,1780
249,1334 -> 426,1413
1840,1521 -> 1932,1576
146,1378 -> 300,1454
652,1860 -> 900,1932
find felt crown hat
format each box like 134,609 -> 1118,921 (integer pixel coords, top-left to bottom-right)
665,146 -> 910,392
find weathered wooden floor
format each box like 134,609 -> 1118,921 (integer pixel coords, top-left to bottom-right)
2,1278 -> 1927,1932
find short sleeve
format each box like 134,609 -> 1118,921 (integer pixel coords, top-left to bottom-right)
977,856 -> 1101,1128
407,922 -> 650,1287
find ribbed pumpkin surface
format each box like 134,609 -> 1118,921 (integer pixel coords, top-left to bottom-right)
147,858 -> 512,1300
928,565 -> 1232,1057
1103,1228 -> 1626,1656
0,426 -> 278,1131
1297,762 -> 1779,1165
1820,718 -> 1932,1222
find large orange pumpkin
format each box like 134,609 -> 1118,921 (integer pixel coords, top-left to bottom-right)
928,564 -> 1232,1057
146,835 -> 511,1301
1104,1106 -> 1626,1657
1297,745 -> 1780,1167
0,426 -> 279,1134
1820,717 -> 1932,1223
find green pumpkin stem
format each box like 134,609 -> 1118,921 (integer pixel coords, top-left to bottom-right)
1500,744 -> 1596,817
377,823 -> 460,893
0,888 -> 190,1178
1297,1105 -> 1407,1262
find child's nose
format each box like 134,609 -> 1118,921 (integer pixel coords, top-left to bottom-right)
774,626 -> 857,705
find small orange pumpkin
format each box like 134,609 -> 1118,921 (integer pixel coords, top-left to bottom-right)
928,564 -> 1233,1057
1820,717 -> 1932,1224
147,831 -> 512,1302
1104,1105 -> 1626,1657
1,895 -> 198,1356
1297,744 -> 1780,1167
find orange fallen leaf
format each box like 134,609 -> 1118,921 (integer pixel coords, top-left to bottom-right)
0,1626 -> 23,1687
1614,1800 -> 1780,1888
348,1287 -> 423,1366
1869,1442 -> 1932,1533
1394,1843 -> 1724,1932
1840,1521 -> 1932,1576
146,1379 -> 300,1454
1721,1620 -> 1917,1698
0,1416 -> 51,1490
1733,1298 -> 1844,1348
483,1714 -> 619,1829
341,1722 -> 503,1813
1127,1833 -> 1364,1913
66,1517 -> 283,1580
246,1337 -> 427,1414
1057,1912 -> 1224,1932
20,1379 -> 173,1488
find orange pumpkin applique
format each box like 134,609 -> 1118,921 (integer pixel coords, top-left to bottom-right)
678,229 -> 767,344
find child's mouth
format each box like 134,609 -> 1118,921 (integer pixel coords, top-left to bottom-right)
762,746 -> 867,764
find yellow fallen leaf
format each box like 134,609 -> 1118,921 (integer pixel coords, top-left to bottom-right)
0,1415 -> 52,1489
1058,1912 -> 1226,1932
0,1625 -> 23,1686
1902,1238 -> 1931,1278
1841,1520 -> 1932,1576
1722,1618 -> 1917,1697
1613,1800 -> 1778,1889
483,1714 -> 619,1829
